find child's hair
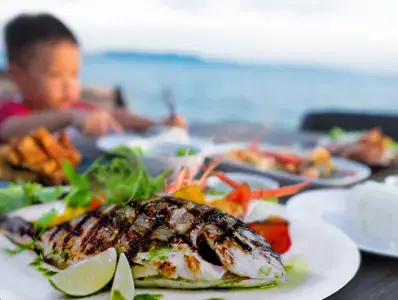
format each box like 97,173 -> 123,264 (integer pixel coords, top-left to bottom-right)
4,13 -> 78,66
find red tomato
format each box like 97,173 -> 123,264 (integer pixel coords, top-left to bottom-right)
248,217 -> 292,255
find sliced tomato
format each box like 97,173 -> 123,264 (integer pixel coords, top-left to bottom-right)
89,197 -> 102,210
247,216 -> 291,255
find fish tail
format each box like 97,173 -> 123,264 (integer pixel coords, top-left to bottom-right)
0,216 -> 37,245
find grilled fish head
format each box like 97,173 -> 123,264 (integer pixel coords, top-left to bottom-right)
129,197 -> 286,287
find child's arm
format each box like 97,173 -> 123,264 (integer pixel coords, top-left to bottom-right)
111,108 -> 157,132
111,108 -> 187,132
0,109 -> 123,142
0,110 -> 74,141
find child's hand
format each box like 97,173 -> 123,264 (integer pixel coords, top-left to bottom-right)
161,115 -> 188,129
71,110 -> 124,136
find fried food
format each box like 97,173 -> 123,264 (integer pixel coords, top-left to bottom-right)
327,128 -> 394,165
0,128 -> 81,185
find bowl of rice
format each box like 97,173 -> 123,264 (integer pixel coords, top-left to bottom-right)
345,180 -> 398,250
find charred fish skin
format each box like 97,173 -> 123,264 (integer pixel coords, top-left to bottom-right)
0,196 -> 285,288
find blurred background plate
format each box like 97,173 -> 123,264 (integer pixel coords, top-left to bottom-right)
204,142 -> 371,187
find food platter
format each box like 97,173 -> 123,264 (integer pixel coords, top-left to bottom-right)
0,201 -> 360,300
0,133 -> 362,300
203,142 -> 371,187
316,128 -> 398,168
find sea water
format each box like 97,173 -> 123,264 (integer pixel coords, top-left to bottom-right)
81,55 -> 398,129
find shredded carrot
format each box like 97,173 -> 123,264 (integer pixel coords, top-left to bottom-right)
212,171 -> 241,189
249,180 -> 312,199
225,183 -> 251,211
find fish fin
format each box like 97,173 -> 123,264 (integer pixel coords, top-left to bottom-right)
0,216 -> 36,245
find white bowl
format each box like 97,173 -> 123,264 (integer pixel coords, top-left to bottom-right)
126,140 -> 205,180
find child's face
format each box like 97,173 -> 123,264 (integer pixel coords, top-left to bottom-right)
10,41 -> 81,110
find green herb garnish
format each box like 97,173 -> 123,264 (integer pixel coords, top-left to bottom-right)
38,186 -> 65,202
328,127 -> 344,140
62,152 -> 171,209
386,139 -> 398,150
206,189 -> 227,196
134,294 -> 164,300
5,227 -> 47,255
113,145 -> 144,156
5,240 -> 36,255
63,162 -> 90,190
147,246 -> 173,261
262,198 -> 279,203
0,183 -> 65,215
35,208 -> 58,229
29,257 -> 58,278
176,147 -> 198,156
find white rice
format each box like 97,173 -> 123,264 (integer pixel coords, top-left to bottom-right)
346,180 -> 398,250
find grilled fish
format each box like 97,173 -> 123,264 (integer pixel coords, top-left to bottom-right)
0,196 -> 285,289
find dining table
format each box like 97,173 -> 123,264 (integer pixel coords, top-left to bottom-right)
190,121 -> 398,300
1,121 -> 398,300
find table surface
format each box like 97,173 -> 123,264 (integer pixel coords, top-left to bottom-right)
190,123 -> 398,300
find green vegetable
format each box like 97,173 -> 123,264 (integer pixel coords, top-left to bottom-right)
262,198 -> 279,203
176,147 -> 198,156
63,153 -> 171,209
386,139 -> 398,150
38,186 -> 65,202
35,208 -> 58,229
62,162 -> 90,190
147,246 -> 173,261
206,189 -> 227,196
0,183 -> 65,215
30,258 -> 58,278
328,127 -> 344,140
5,240 -> 36,255
134,294 -> 164,300
113,145 -> 144,156
66,189 -> 93,208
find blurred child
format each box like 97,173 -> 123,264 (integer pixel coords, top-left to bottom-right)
0,13 -> 186,142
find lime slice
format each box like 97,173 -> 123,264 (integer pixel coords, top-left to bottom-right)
49,248 -> 117,297
110,253 -> 135,300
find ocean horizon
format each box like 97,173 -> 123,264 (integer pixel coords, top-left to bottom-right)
2,51 -> 398,129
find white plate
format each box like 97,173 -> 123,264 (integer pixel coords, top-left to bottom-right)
0,202 -> 360,300
286,189 -> 398,258
204,142 -> 371,187
96,127 -> 214,152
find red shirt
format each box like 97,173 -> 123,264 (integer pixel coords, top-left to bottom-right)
0,100 -> 96,127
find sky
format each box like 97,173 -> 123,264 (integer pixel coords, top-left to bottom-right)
0,0 -> 397,73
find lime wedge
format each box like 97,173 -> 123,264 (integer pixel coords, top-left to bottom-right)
49,248 -> 117,297
110,252 -> 135,300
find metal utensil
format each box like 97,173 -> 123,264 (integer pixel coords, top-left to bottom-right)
162,87 -> 176,117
